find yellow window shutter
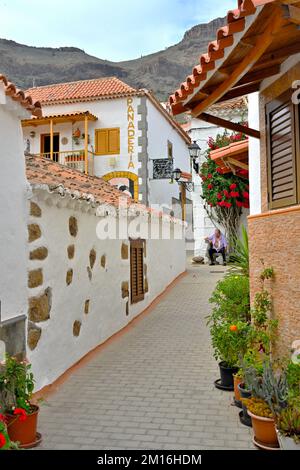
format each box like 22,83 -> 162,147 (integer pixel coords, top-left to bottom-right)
95,129 -> 107,155
108,128 -> 120,154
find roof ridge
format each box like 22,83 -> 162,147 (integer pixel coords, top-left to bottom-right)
26,76 -> 136,93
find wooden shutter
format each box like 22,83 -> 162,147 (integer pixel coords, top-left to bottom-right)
130,239 -> 144,304
108,128 -> 120,154
95,128 -> 120,155
266,91 -> 298,209
95,129 -> 107,155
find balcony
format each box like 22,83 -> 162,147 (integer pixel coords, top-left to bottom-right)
33,150 -> 94,175
22,111 -> 98,175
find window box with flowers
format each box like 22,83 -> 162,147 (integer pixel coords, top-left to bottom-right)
0,356 -> 41,448
200,129 -> 249,247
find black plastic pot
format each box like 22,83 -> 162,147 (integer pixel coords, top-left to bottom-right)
238,382 -> 252,427
215,361 -> 239,391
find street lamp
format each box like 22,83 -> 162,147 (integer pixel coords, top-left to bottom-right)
172,168 -> 194,192
188,141 -> 201,174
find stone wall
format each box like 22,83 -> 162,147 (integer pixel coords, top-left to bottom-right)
27,191 -> 186,390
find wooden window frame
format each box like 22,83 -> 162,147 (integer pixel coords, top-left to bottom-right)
130,239 -> 145,304
94,127 -> 120,156
266,89 -> 300,210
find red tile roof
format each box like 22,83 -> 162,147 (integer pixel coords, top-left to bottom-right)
169,0 -> 278,114
0,74 -> 42,117
26,77 -> 140,105
26,154 -> 134,208
25,155 -> 183,224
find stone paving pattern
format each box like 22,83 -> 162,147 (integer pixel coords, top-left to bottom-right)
37,265 -> 253,450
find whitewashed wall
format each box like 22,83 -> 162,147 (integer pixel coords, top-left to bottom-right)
146,99 -> 190,208
27,192 -> 186,390
23,97 -> 142,182
23,96 -> 190,209
0,86 -> 29,322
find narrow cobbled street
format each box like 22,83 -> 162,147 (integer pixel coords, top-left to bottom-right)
37,265 -> 253,450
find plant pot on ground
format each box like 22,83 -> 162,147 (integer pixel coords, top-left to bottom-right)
208,320 -> 251,391
233,372 -> 243,407
244,397 -> 279,449
238,382 -> 252,427
218,362 -> 239,390
0,355 -> 41,448
6,405 -> 39,447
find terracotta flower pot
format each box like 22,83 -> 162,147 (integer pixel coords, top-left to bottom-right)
233,375 -> 243,402
6,405 -> 39,447
248,410 -> 279,447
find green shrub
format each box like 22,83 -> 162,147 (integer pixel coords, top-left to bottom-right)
208,274 -> 250,324
210,320 -> 251,368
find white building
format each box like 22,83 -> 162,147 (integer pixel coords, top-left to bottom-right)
0,73 -> 186,390
23,77 -> 191,216
182,98 -> 249,257
0,74 -> 41,358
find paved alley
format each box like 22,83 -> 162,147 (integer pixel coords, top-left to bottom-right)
37,264 -> 253,450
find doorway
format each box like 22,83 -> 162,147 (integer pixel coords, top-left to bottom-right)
41,133 -> 60,161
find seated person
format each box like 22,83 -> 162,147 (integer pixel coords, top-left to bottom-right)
205,229 -> 228,266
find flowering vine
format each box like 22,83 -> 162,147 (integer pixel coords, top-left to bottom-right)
200,128 -> 249,246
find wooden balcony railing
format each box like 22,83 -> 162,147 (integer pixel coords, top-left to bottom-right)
33,150 -> 94,175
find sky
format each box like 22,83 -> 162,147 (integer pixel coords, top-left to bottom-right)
0,0 -> 236,62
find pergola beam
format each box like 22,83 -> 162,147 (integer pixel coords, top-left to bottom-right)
199,112 -> 260,139
190,12 -> 283,117
226,157 -> 249,171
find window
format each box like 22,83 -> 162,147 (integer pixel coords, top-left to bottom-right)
266,90 -> 300,209
168,140 -> 173,159
130,239 -> 145,304
95,128 -> 120,155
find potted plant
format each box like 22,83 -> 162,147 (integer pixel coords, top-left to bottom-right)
233,369 -> 243,407
276,405 -> 300,450
243,397 -> 279,449
0,355 -> 41,448
244,361 -> 289,450
0,411 -> 18,450
209,320 -> 250,390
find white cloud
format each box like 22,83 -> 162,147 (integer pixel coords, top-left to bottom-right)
0,0 -> 238,61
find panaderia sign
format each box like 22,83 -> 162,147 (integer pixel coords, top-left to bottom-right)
127,98 -> 135,169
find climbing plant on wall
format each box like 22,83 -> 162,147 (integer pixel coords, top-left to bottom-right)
200,130 -> 249,248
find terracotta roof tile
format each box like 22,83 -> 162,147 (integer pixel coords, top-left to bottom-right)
0,74 -> 42,117
26,77 -> 139,105
169,0 -> 275,113
26,154 -> 134,208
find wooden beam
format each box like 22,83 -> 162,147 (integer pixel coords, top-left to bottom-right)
50,119 -> 54,161
191,12 -> 283,117
217,82 -> 261,102
84,115 -> 88,175
199,112 -> 260,139
226,157 -> 249,171
236,63 -> 281,86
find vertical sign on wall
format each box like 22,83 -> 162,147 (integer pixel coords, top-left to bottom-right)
127,98 -> 135,169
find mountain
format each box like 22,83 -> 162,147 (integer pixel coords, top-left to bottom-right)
0,17 -> 224,101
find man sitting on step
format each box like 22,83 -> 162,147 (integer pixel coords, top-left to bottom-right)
205,229 -> 228,266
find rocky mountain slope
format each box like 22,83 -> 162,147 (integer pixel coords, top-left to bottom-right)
0,17 -> 224,100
